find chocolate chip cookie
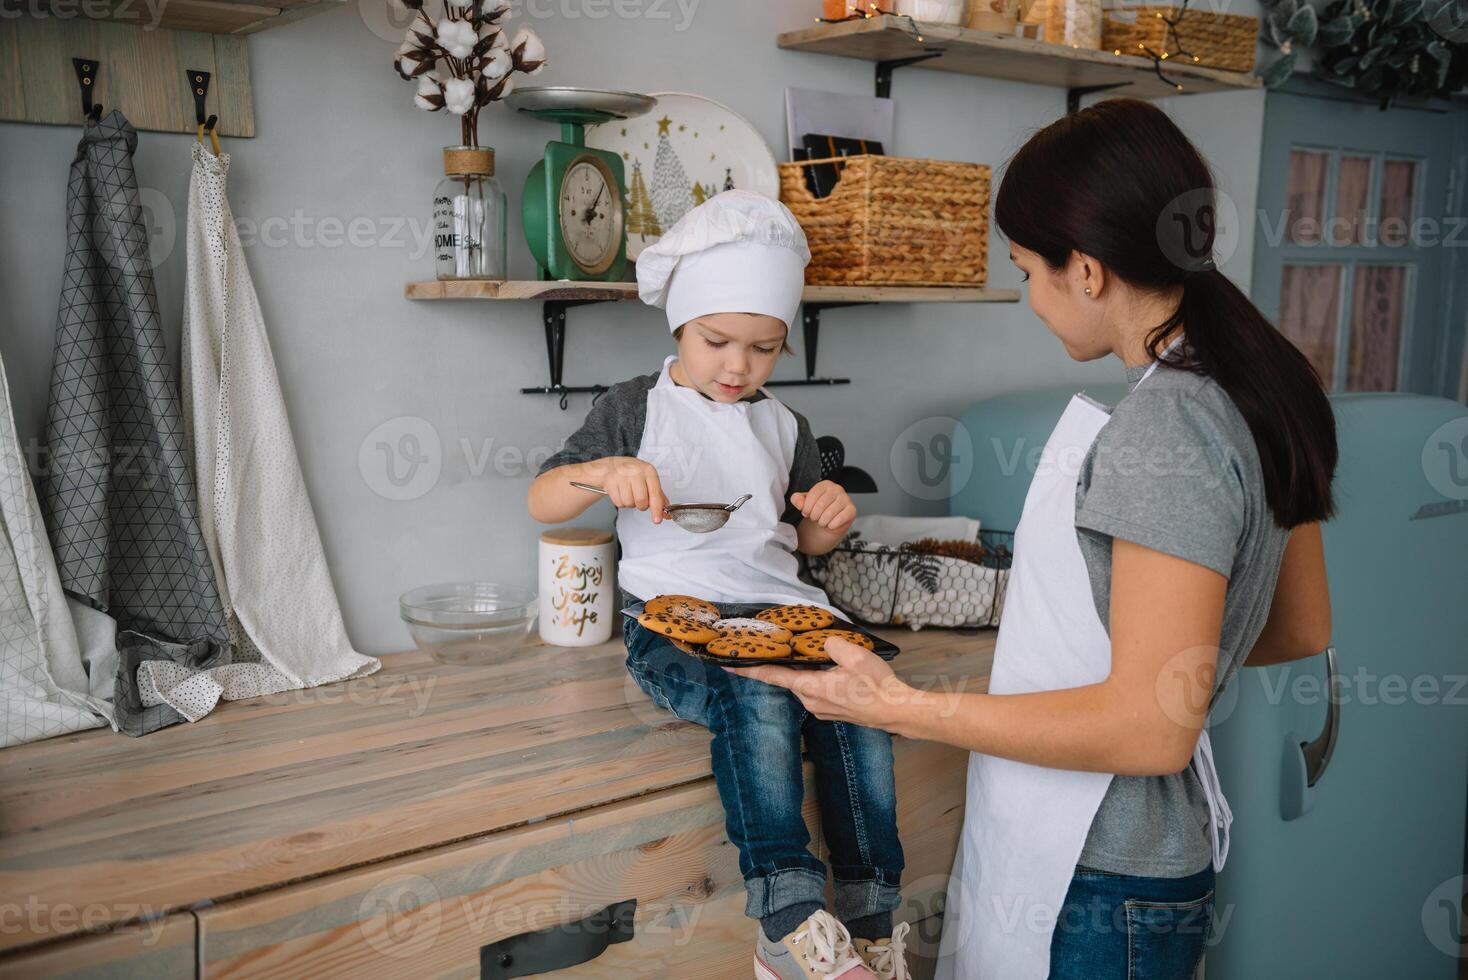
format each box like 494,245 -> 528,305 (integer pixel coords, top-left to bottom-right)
704,635 -> 793,660
637,610 -> 720,645
645,594 -> 720,626
713,617 -> 795,644
791,628 -> 876,659
755,604 -> 836,633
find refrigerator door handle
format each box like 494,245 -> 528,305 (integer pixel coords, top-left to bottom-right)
1300,646 -> 1340,788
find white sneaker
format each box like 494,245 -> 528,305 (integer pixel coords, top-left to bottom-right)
853,921 -> 911,980
754,909 -> 877,979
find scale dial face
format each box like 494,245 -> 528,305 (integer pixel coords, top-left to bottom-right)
558,156 -> 622,276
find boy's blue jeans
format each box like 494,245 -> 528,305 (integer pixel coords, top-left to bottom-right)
623,604 -> 904,923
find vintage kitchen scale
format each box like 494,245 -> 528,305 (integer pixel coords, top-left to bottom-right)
508,86 -> 657,283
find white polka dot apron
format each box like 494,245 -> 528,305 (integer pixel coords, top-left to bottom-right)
141,142 -> 380,721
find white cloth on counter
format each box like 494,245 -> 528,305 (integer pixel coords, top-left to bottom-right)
0,351 -> 116,747
849,514 -> 982,548
636,190 -> 810,332
165,141 -> 379,723
136,659 -> 299,722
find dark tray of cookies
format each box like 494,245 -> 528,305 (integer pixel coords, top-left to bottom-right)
621,599 -> 901,670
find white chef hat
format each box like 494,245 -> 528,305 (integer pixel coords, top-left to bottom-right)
636,190 -> 811,333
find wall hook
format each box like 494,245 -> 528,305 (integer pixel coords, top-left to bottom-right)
72,58 -> 102,124
187,69 -> 211,125
186,69 -> 221,153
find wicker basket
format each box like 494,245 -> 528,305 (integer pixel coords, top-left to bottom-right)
779,155 -> 991,287
1101,6 -> 1259,72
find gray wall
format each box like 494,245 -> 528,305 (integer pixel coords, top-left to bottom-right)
0,1 -> 1264,654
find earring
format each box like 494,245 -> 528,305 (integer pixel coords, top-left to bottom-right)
1084,287 -> 1093,296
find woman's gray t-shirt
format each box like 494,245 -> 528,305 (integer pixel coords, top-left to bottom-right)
1074,361 -> 1289,877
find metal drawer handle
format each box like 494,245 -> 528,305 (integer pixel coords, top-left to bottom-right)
480,898 -> 636,978
1300,646 -> 1339,788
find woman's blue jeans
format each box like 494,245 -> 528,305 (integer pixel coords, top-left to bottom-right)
1049,863 -> 1216,979
623,607 -> 904,922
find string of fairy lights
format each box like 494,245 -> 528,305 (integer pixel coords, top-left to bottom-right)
814,1 -> 1211,94
1133,1 -> 1204,91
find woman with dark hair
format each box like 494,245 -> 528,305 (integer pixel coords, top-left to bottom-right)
733,98 -> 1338,979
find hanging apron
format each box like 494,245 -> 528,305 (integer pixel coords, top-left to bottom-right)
135,141 -> 380,723
616,356 -> 840,614
0,349 -> 117,746
936,349 -> 1232,979
41,110 -> 233,737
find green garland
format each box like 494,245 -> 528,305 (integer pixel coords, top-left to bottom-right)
1258,0 -> 1468,108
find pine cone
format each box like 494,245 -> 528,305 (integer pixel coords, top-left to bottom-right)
900,538 -> 990,564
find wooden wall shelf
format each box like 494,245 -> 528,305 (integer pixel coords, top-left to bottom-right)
405,280 -> 1021,305
406,279 -> 1021,403
777,14 -> 1263,105
5,0 -> 344,36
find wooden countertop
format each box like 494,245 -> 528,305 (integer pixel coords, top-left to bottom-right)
0,627 -> 994,955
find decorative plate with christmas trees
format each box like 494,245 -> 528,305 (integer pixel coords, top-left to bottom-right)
586,92 -> 780,261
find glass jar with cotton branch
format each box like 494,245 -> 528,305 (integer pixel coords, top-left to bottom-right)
394,0 -> 548,280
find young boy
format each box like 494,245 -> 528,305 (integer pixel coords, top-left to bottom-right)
528,191 -> 907,980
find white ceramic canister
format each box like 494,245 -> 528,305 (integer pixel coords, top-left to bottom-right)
538,527 -> 616,646
895,0 -> 968,23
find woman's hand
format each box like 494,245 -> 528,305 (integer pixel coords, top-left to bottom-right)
729,636 -> 916,730
580,456 -> 669,524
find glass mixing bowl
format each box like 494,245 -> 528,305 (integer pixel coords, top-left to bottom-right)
399,582 -> 539,665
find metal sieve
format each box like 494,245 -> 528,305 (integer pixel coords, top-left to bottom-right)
569,482 -> 753,533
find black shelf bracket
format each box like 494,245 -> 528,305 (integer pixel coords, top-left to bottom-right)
521,298 -> 615,409
1066,82 -> 1131,114
523,296 -> 869,404
875,52 -> 944,98
765,302 -> 866,388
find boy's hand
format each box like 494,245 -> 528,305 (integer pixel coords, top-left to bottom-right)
581,457 -> 669,524
791,480 -> 856,533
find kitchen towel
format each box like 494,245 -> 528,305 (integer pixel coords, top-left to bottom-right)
1,350 -> 117,747
40,110 -> 234,737
156,140 -> 378,720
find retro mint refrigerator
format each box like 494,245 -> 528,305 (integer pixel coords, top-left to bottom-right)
948,388 -> 1468,977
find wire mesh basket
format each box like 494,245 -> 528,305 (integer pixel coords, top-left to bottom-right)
806,529 -> 1014,631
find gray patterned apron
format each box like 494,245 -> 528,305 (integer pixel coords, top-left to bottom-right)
40,110 -> 231,736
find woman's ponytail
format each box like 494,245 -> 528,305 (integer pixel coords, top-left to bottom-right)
1154,270 -> 1338,526
996,99 -> 1337,528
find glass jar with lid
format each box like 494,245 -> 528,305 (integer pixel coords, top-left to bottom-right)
1045,0 -> 1102,48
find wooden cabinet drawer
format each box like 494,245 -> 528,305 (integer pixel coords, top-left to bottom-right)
0,914 -> 195,980
199,736 -> 967,978
197,775 -> 809,978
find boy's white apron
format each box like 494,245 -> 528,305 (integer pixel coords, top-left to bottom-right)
936,348 -> 1231,978
616,356 -> 837,614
